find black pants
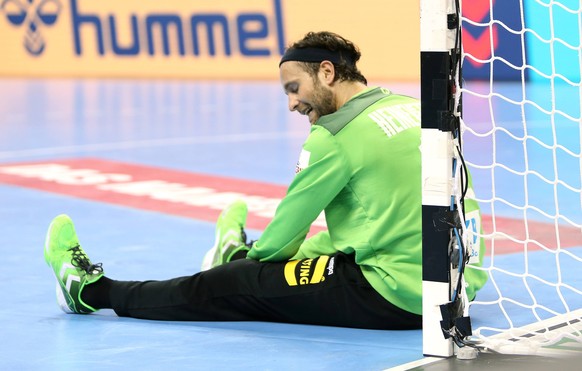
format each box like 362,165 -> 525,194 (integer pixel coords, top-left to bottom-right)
110,252 -> 421,330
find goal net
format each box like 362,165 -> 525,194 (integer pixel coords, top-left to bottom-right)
460,0 -> 582,355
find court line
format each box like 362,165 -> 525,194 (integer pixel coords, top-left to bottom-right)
0,131 -> 308,160
384,356 -> 442,370
0,158 -> 325,231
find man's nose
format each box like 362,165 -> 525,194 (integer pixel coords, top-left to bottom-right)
288,95 -> 299,112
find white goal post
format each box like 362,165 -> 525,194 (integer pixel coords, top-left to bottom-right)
420,0 -> 462,358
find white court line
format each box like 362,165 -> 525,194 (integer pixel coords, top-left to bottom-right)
384,356 -> 442,371
0,131 -> 308,160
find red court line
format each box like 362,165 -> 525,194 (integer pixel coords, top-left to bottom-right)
481,215 -> 581,254
0,158 -> 302,232
0,158 -> 579,252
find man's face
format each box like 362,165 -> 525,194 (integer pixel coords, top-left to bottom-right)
280,61 -> 336,125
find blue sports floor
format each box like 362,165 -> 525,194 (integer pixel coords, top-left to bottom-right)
0,79 -> 580,370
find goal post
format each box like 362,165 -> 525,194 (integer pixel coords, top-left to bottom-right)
420,0 -> 460,358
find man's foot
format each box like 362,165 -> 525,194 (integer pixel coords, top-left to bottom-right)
44,214 -> 104,314
201,200 -> 249,271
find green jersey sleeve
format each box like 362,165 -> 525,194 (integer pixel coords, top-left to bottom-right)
246,126 -> 350,262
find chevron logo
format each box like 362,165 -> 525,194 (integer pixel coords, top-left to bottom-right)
59,262 -> 80,292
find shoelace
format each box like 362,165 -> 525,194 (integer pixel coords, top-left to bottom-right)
68,245 -> 103,275
241,228 -> 256,248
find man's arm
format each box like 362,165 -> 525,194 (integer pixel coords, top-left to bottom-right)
247,127 -> 351,262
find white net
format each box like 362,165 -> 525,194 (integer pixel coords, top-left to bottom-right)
460,0 -> 582,354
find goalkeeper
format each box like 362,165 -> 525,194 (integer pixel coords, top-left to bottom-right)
44,31 -> 488,329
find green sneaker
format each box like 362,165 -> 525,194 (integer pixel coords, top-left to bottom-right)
201,200 -> 249,271
44,214 -> 104,314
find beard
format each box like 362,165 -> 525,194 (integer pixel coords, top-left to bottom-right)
310,79 -> 336,120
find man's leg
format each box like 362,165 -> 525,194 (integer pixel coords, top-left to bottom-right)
99,253 -> 421,330
45,198 -> 249,316
45,213 -> 421,329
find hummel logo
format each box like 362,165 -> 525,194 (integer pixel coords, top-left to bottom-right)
0,0 -> 62,55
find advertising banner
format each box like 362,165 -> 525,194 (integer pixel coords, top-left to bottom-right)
0,0 -> 420,81
462,0 -> 524,81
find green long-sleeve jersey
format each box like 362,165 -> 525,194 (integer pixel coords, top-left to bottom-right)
247,87 -> 487,315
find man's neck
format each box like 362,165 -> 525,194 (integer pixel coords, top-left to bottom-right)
334,81 -> 368,110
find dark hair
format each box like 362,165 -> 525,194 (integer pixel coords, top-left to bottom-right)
287,31 -> 367,85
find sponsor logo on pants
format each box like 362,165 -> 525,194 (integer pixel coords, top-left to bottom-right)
283,256 -> 332,286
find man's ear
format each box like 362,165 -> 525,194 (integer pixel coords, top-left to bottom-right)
319,60 -> 335,85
